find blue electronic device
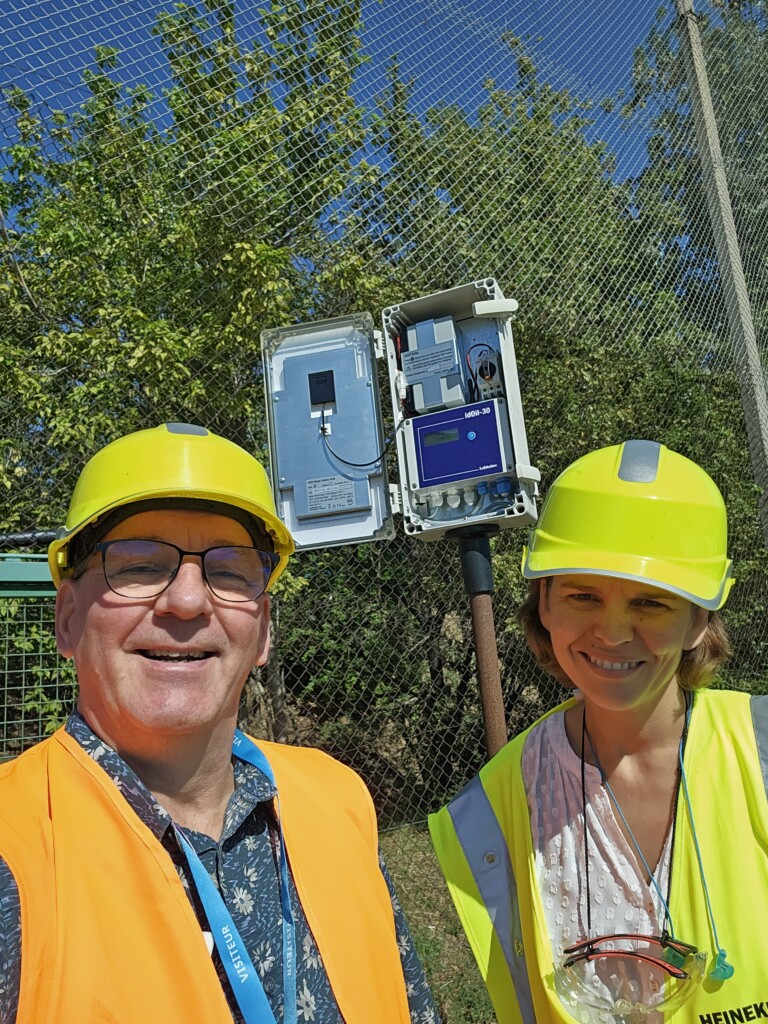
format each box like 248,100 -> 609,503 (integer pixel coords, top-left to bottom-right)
408,400 -> 513,489
383,279 -> 540,539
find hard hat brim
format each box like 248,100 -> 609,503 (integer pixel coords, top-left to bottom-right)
521,545 -> 734,611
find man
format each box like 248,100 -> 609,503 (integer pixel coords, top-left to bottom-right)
0,423 -> 438,1024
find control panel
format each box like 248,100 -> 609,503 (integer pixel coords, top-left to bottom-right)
383,278 -> 539,539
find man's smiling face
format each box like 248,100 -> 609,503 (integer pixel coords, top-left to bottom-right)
55,508 -> 270,751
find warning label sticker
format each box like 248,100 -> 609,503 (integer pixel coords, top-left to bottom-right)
402,345 -> 457,383
306,476 -> 358,515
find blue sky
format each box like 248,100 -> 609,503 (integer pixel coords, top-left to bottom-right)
356,0 -> 661,178
1,0 -> 663,179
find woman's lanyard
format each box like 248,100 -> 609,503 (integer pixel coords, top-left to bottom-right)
173,730 -> 297,1024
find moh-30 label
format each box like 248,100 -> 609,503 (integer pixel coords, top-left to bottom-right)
306,475 -> 357,515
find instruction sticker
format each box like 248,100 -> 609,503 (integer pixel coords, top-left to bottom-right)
306,475 -> 358,515
402,345 -> 457,383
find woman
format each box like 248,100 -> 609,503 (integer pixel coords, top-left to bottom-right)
430,440 -> 768,1023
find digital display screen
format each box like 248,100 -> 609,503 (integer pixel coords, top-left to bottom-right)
424,428 -> 459,447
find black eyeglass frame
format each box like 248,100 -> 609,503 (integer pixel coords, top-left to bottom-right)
93,539 -> 280,603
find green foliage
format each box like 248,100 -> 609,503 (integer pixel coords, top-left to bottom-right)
1,2 -> 767,817
0,599 -> 77,752
625,3 -> 768,340
0,0 -> 367,536
276,536 -> 490,818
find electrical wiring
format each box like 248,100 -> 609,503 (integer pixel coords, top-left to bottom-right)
465,343 -> 497,382
421,488 -> 518,522
319,405 -> 404,469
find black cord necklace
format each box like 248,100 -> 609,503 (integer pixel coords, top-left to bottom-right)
579,692 -> 691,938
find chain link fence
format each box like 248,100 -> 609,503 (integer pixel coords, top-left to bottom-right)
2,0 -> 767,1018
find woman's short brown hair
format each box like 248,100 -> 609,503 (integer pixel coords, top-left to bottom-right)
517,578 -> 731,692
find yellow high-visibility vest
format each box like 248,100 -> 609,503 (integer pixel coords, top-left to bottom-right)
430,690 -> 768,1023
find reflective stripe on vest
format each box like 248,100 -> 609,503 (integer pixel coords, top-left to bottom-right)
750,694 -> 768,797
448,775 -> 536,1024
440,691 -> 768,1024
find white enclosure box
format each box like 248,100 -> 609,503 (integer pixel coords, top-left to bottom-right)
261,314 -> 394,551
262,278 -> 538,547
382,278 -> 539,540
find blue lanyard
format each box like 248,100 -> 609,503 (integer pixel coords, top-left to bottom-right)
174,730 -> 297,1024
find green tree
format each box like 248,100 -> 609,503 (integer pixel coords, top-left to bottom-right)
299,28 -> 768,778
2,4 -> 766,819
0,0 -> 367,534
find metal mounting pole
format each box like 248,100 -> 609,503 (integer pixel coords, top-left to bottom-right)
675,0 -> 768,545
453,531 -> 508,758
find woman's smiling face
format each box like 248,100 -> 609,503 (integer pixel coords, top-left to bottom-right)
539,574 -> 708,712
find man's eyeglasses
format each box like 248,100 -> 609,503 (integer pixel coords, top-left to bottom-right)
93,539 -> 279,603
555,931 -> 707,1019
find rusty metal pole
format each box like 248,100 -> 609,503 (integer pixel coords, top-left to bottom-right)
455,533 -> 508,758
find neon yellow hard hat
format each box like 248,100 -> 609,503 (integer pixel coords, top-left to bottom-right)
521,439 -> 733,610
48,423 -> 294,589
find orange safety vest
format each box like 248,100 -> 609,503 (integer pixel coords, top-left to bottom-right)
0,728 -> 411,1024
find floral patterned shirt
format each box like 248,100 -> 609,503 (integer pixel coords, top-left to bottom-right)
0,712 -> 439,1024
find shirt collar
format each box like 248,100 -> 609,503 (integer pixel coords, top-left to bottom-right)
64,711 -> 277,842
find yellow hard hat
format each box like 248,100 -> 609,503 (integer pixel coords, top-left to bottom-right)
48,423 -> 294,589
521,439 -> 733,610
